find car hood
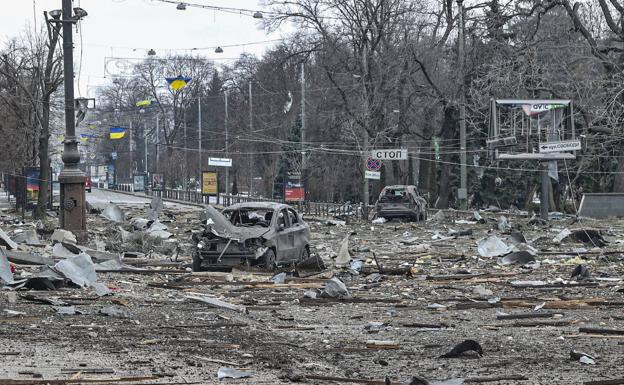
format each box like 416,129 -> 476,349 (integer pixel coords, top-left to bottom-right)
202,206 -> 270,241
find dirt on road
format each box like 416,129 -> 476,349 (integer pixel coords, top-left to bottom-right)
1,196 -> 624,385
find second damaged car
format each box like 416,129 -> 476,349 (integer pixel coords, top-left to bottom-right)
375,185 -> 428,221
192,202 -> 311,271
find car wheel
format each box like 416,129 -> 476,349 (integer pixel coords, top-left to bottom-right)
261,248 -> 277,269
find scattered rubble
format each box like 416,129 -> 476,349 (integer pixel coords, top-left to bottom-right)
0,191 -> 623,384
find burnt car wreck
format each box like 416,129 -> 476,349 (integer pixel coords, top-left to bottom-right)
375,185 -> 428,221
192,202 -> 311,271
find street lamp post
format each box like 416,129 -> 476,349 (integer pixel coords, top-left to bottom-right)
56,0 -> 87,239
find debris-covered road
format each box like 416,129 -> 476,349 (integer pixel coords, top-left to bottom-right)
1,189 -> 624,385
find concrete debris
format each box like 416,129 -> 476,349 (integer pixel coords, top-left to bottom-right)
321,277 -> 350,298
55,306 -> 80,315
473,211 -> 485,223
571,264 -> 591,280
50,229 -> 77,244
570,350 -> 596,365
270,272 -> 287,284
217,367 -> 252,380
431,210 -> 445,222
334,233 -> 352,267
472,285 -> 493,297
11,229 -> 40,245
52,242 -> 80,259
440,339 -> 483,358
186,294 -> 247,313
53,253 -> 99,289
498,250 -> 536,265
0,227 -> 18,250
5,250 -> 53,265
131,218 -> 150,230
498,216 -> 511,232
553,229 -> 573,244
147,196 -> 163,221
100,305 -> 130,318
372,217 -> 387,224
101,204 -> 125,223
0,249 -> 14,284
477,236 -> 512,258
295,254 -> 326,277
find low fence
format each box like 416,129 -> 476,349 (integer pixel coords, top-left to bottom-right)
100,183 -> 369,219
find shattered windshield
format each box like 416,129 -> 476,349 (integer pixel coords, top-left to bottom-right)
223,208 -> 274,228
380,188 -> 410,203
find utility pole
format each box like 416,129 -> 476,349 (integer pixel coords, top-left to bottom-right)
198,95 -> 202,177
457,0 -> 468,210
248,81 -> 253,196
224,90 -> 229,198
144,125 -> 148,174
361,44 -> 370,220
155,115 -> 159,180
58,0 -> 86,238
129,120 -> 134,178
183,114 -> 188,191
300,63 -> 306,198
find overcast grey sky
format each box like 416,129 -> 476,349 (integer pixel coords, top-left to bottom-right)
0,0 -> 283,96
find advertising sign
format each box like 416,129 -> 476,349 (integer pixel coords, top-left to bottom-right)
202,171 -> 218,196
285,187 -> 305,202
133,174 -> 146,192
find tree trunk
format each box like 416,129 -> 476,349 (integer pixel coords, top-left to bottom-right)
34,104 -> 50,219
614,156 -> 624,192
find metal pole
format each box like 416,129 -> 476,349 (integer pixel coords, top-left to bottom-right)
248,81 -> 253,196
224,90 -> 229,197
58,0 -> 86,236
155,115 -> 159,176
300,63 -> 306,199
184,113 -> 188,191
198,95 -> 202,177
457,0 -> 467,210
144,125 -> 148,174
540,166 -> 549,220
361,44 -> 369,220
129,120 -> 134,178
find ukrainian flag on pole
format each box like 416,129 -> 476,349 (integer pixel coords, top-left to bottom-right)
110,127 -> 125,139
166,76 -> 191,91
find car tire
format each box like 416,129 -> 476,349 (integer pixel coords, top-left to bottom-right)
192,253 -> 203,272
261,248 -> 277,269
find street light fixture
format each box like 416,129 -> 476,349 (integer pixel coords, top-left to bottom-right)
177,3 -> 187,10
49,9 -> 62,19
215,46 -> 223,53
147,49 -> 156,56
73,7 -> 88,19
253,11 -> 263,19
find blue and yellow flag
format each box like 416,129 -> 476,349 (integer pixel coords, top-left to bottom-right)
165,76 -> 191,91
136,99 -> 151,107
110,127 -> 125,139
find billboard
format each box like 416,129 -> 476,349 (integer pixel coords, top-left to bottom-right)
202,171 -> 218,196
285,187 -> 305,202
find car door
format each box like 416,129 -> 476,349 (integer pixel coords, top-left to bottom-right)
286,208 -> 307,260
274,208 -> 295,261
